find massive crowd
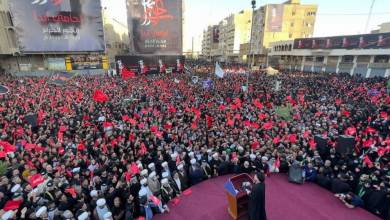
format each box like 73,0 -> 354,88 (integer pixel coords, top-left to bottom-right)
0,69 -> 389,220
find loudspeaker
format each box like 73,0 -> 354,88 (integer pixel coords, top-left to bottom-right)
288,163 -> 303,184
314,135 -> 329,157
336,135 -> 355,156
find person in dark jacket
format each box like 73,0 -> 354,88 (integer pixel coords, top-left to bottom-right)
248,172 -> 267,220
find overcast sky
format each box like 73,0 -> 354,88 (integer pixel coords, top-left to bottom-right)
103,0 -> 390,52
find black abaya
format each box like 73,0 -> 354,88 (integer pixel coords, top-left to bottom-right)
248,182 -> 267,220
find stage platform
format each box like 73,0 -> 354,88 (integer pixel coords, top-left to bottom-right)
155,174 -> 380,220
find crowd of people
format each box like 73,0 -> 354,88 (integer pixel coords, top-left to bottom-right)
0,68 -> 389,220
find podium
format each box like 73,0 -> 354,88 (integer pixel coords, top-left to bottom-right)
224,174 -> 254,219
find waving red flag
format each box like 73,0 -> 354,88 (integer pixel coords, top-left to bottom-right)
253,99 -> 263,109
363,155 -> 373,168
263,121 -> 273,130
309,139 -> 317,150
121,67 -> 136,79
206,115 -> 213,128
341,110 -> 350,118
289,134 -> 297,143
3,200 -> 23,211
139,143 -> 147,155
130,163 -> 140,174
345,126 -> 357,136
29,174 -> 45,188
93,90 -> 108,103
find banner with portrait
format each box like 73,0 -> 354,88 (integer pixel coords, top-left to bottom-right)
9,0 -> 105,52
126,0 -> 183,55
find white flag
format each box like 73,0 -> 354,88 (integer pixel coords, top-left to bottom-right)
174,78 -> 180,84
215,62 -> 225,78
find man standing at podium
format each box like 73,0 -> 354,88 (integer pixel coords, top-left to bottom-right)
248,172 -> 267,220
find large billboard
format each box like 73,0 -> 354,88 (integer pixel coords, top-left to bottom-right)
126,0 -> 183,55
294,32 -> 390,50
9,0 -> 105,52
267,4 -> 283,32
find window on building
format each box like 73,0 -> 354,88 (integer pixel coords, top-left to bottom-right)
289,33 -> 293,38
305,56 -> 314,62
290,22 -> 294,27
374,55 -> 389,63
307,11 -> 316,16
292,11 -> 296,16
342,55 -> 354,63
315,57 -> 324,62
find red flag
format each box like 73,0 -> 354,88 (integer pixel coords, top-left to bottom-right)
309,139 -> 317,150
92,90 -> 108,103
251,141 -> 260,149
122,115 -> 131,122
251,122 -> 260,129
130,163 -> 140,174
129,133 -> 135,141
363,155 -> 373,168
121,67 -> 136,79
29,174 -> 45,188
65,187 -> 77,198
263,121 -> 273,130
259,113 -> 267,120
103,121 -> 113,128
138,122 -> 145,129
381,112 -> 388,119
164,123 -> 172,130
77,142 -> 86,151
366,127 -> 376,134
150,125 -> 158,133
0,141 -> 16,153
219,104 -> 226,111
206,115 -> 213,128
243,120 -> 251,127
335,99 -> 342,106
233,98 -> 242,108
341,110 -> 350,118
345,126 -> 357,136
0,151 -> 6,158
139,143 -> 147,155
272,137 -> 280,144
191,120 -> 197,129
3,200 -> 23,211
363,139 -> 373,148
253,99 -> 263,109
168,105 -> 177,113
303,130 -> 311,138
289,134 -> 297,143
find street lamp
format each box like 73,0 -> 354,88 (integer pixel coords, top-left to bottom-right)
246,0 -> 256,89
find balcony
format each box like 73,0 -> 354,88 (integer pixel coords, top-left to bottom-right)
368,63 -> 390,69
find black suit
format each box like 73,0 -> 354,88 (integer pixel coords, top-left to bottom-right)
248,182 -> 267,220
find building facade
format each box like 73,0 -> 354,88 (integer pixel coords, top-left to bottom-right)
371,22 -> 390,34
249,0 -> 317,65
201,10 -> 252,63
268,32 -> 390,78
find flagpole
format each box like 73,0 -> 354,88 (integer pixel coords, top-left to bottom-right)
246,0 -> 256,90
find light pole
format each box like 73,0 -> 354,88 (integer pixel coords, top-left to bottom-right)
246,0 -> 256,89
